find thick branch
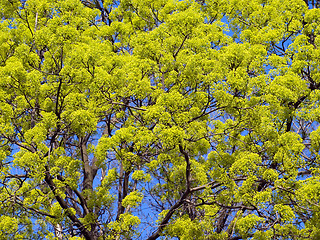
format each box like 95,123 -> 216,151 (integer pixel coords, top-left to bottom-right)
80,136 -> 98,192
146,189 -> 190,240
44,166 -> 93,240
116,164 -> 130,220
179,145 -> 191,190
147,145 -> 191,240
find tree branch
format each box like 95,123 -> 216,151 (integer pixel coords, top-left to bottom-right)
44,166 -> 93,240
147,145 -> 192,240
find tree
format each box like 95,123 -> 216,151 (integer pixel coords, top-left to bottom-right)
0,0 -> 320,239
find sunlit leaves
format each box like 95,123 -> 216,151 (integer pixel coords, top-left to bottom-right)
0,216 -> 18,238
1,0 -> 320,239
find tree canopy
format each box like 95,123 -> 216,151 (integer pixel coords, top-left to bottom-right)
1,0 -> 320,239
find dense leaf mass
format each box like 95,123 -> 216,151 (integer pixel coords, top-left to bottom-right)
1,0 -> 320,239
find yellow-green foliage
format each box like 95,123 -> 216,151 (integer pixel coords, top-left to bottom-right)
0,0 -> 319,239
